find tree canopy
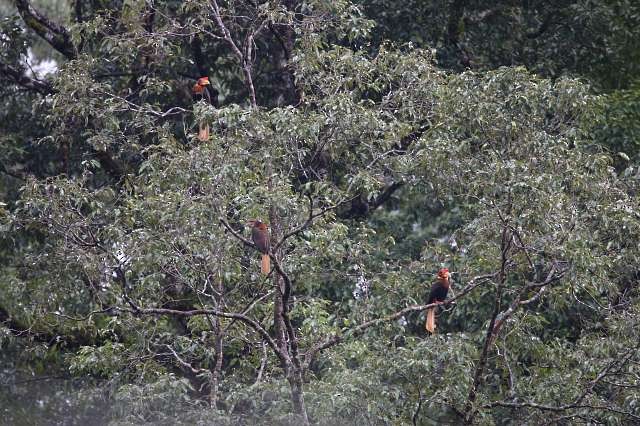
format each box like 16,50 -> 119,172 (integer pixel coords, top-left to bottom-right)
1,0 -> 639,424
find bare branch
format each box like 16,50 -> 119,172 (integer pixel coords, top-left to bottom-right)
488,401 -> 640,422
252,341 -> 268,386
303,272 -> 497,368
208,0 -> 262,107
114,302 -> 287,364
0,160 -> 27,181
270,255 -> 293,304
463,226 -> 512,423
53,307 -> 118,321
0,62 -> 53,95
338,181 -> 404,219
14,0 -> 76,59
491,262 -> 566,343
219,217 -> 256,249
219,216 -> 294,307
509,225 -> 535,271
222,290 -> 275,333
165,344 -> 208,375
273,195 -> 346,251
98,90 -> 188,118
209,0 -> 244,62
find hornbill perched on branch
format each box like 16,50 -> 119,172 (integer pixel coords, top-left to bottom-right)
248,219 -> 270,275
425,268 -> 451,333
192,76 -> 211,141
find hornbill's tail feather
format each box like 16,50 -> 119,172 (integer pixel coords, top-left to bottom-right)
426,308 -> 436,333
261,254 -> 270,275
198,122 -> 209,141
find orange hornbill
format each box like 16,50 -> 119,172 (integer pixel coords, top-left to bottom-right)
192,76 -> 211,141
425,268 -> 451,333
248,219 -> 270,274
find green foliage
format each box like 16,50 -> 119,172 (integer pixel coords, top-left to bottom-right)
592,79 -> 640,164
1,0 -> 640,424
359,0 -> 640,91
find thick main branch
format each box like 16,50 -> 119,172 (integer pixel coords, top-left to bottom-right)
14,0 -> 76,59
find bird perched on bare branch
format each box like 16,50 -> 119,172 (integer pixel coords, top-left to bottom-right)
425,268 -> 451,333
248,219 -> 270,274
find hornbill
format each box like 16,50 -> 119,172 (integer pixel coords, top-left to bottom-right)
425,268 -> 451,333
248,219 -> 270,274
192,76 -> 211,141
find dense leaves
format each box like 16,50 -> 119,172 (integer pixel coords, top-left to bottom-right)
1,0 -> 639,424
360,0 -> 640,91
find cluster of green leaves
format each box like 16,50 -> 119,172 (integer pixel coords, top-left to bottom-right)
592,79 -> 640,164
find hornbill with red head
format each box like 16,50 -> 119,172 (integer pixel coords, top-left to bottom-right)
425,268 -> 451,333
192,76 -> 211,141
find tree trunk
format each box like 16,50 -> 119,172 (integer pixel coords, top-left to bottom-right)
207,276 -> 225,407
210,315 -> 224,407
269,207 -> 289,353
265,132 -> 308,423
288,369 -> 310,425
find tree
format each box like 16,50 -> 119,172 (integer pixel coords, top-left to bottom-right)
2,0 -> 640,424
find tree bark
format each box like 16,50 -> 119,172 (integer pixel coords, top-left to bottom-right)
267,152 -> 309,423
463,226 -> 511,424
288,369 -> 310,425
14,0 -> 76,59
210,277 -> 225,407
